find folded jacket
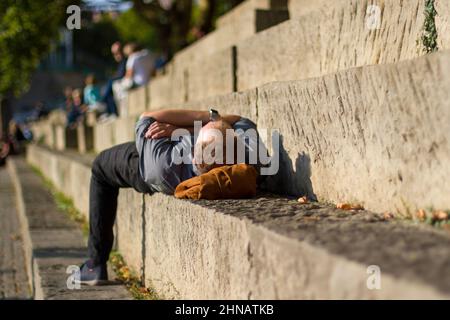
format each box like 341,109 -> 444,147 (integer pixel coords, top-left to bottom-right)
174,164 -> 258,200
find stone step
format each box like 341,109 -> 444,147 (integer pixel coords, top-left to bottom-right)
216,0 -> 288,28
141,0 -> 289,108
93,115 -> 139,153
174,2 -> 288,66
25,144 -> 450,299
144,0 -> 449,108
114,50 -> 450,217
32,50 -> 450,216
7,157 -> 131,299
236,0 -> 445,91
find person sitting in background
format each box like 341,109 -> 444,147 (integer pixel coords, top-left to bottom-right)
83,74 -> 105,113
113,43 -> 154,116
100,42 -> 127,120
66,89 -> 85,129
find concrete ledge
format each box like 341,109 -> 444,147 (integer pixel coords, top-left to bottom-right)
127,85 -> 149,117
436,0 -> 450,51
217,0 -> 287,28
288,0 -> 347,19
256,50 -> 450,215
34,50 -> 450,217
145,0 -> 289,107
27,145 -> 94,220
148,72 -> 173,109
187,47 -> 236,102
94,120 -> 116,153
117,190 -> 145,280
93,116 -> 138,153
144,51 -> 450,216
25,144 -> 450,299
174,2 -> 288,65
55,125 -> 78,151
31,119 -> 56,148
76,123 -> 94,154
238,0 -> 426,91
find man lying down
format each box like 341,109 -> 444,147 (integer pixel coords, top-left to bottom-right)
78,108 -> 273,285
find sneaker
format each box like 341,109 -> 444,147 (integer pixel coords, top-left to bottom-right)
77,259 -> 108,286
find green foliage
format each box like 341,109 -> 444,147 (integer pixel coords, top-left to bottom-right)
73,16 -> 119,70
110,251 -> 160,300
422,0 -> 438,53
113,9 -> 157,50
0,0 -> 76,96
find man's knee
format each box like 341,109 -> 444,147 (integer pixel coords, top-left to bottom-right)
92,148 -> 112,179
91,154 -> 104,179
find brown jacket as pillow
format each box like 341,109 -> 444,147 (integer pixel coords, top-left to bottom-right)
174,164 -> 258,200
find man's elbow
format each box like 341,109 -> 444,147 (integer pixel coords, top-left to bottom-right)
140,111 -> 154,120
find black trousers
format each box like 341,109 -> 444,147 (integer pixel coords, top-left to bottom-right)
88,142 -> 152,265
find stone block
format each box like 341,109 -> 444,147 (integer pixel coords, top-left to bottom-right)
187,48 -> 236,102
94,121 -> 116,153
117,190 -> 144,277
436,0 -> 450,51
238,0 -> 425,91
128,85 -> 148,116
114,116 -> 138,145
55,125 -> 78,151
77,124 -> 94,154
256,50 -> 450,215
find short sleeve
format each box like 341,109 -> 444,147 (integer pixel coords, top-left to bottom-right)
135,116 -> 157,152
126,54 -> 135,71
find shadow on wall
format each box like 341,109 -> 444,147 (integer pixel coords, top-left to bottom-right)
263,135 -> 317,201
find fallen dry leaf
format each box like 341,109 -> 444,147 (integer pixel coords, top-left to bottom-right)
415,209 -> 427,221
336,203 -> 364,211
383,212 -> 394,220
297,196 -> 308,204
432,210 -> 449,221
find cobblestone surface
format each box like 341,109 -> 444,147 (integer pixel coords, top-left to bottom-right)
0,167 -> 30,299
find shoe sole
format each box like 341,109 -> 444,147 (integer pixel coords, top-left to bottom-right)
76,279 -> 109,286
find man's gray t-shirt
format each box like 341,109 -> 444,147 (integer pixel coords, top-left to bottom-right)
135,116 -> 265,195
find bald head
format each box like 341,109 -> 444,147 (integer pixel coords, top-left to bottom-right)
193,120 -> 235,174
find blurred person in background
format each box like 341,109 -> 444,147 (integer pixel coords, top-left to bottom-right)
83,74 -> 105,113
67,89 -> 85,129
113,42 -> 155,116
100,42 -> 127,121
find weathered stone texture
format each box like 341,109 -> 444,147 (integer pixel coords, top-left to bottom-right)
148,72 -> 173,109
187,48 -> 235,103
436,0 -> 450,51
26,145 -> 450,299
127,85 -> 149,116
257,51 -> 450,214
27,145 -> 94,220
94,120 -> 116,153
238,0 -> 424,91
143,194 -> 450,299
217,0 -> 287,28
114,116 -> 138,145
117,190 -> 144,277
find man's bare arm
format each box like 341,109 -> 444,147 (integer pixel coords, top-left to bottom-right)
140,109 -> 241,126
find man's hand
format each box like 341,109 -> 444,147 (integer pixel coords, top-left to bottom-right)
145,121 -> 177,139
